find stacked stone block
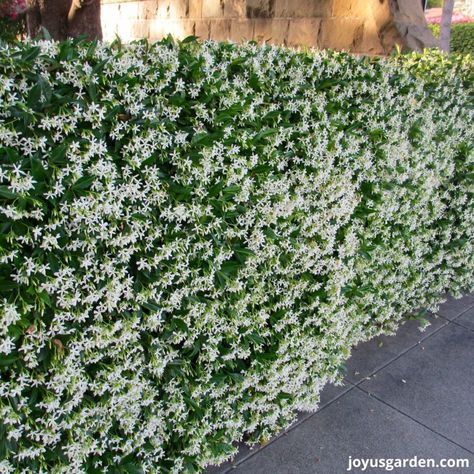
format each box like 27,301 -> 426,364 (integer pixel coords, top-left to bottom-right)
100,0 -> 438,55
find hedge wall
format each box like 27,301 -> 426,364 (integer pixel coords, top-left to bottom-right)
0,38 -> 473,473
429,22 -> 474,55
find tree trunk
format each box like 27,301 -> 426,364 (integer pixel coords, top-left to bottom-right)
439,0 -> 454,53
26,0 -> 102,40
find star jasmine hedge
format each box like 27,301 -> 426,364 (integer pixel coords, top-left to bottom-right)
0,38 -> 473,473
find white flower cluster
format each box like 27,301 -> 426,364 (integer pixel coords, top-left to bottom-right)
0,38 -> 472,473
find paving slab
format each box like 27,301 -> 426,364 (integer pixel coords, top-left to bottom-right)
455,306 -> 474,331
318,380 -> 353,408
205,382 -> 352,473
360,323 -> 474,452
436,293 -> 474,320
344,314 -> 447,384
231,388 -> 473,474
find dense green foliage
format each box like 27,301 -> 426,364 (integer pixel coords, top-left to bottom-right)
429,22 -> 474,55
0,0 -> 26,43
450,23 -> 474,55
0,38 -> 473,473
427,0 -> 443,8
0,18 -> 22,43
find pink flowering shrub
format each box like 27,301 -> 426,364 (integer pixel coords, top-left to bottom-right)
427,13 -> 473,25
0,0 -> 27,42
452,14 -> 473,24
0,0 -> 26,20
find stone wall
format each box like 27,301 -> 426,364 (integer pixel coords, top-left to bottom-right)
101,0 -> 438,55
455,0 -> 474,17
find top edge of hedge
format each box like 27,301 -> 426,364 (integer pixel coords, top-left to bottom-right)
0,38 -> 473,473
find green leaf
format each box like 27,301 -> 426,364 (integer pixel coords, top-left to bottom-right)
27,76 -> 52,110
30,157 -> 47,181
233,246 -> 255,260
314,78 -> 337,90
247,332 -> 265,345
173,318 -> 188,332
168,182 -> 191,201
21,46 -> 40,62
254,128 -> 278,143
220,261 -> 240,277
88,83 -> 97,101
0,186 -> 18,199
215,271 -> 227,289
211,372 -> 227,385
0,278 -> 17,292
72,175 -> 94,191
208,181 -> 224,197
0,355 -> 18,367
255,351 -> 278,362
39,291 -> 52,307
191,132 -> 217,147
50,144 -> 68,165
222,185 -> 240,197
141,301 -> 160,312
181,35 -> 199,44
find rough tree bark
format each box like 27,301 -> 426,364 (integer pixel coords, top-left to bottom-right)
385,0 -> 439,52
439,0 -> 454,53
26,0 -> 102,40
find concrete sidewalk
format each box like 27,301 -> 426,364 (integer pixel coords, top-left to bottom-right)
207,293 -> 474,473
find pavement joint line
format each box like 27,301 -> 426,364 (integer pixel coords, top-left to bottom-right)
353,384 -> 474,456
225,383 -> 358,471
349,316 -> 450,388
436,313 -> 453,322
450,303 -> 474,320
447,318 -> 474,333
436,303 -> 474,330
436,301 -> 474,322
